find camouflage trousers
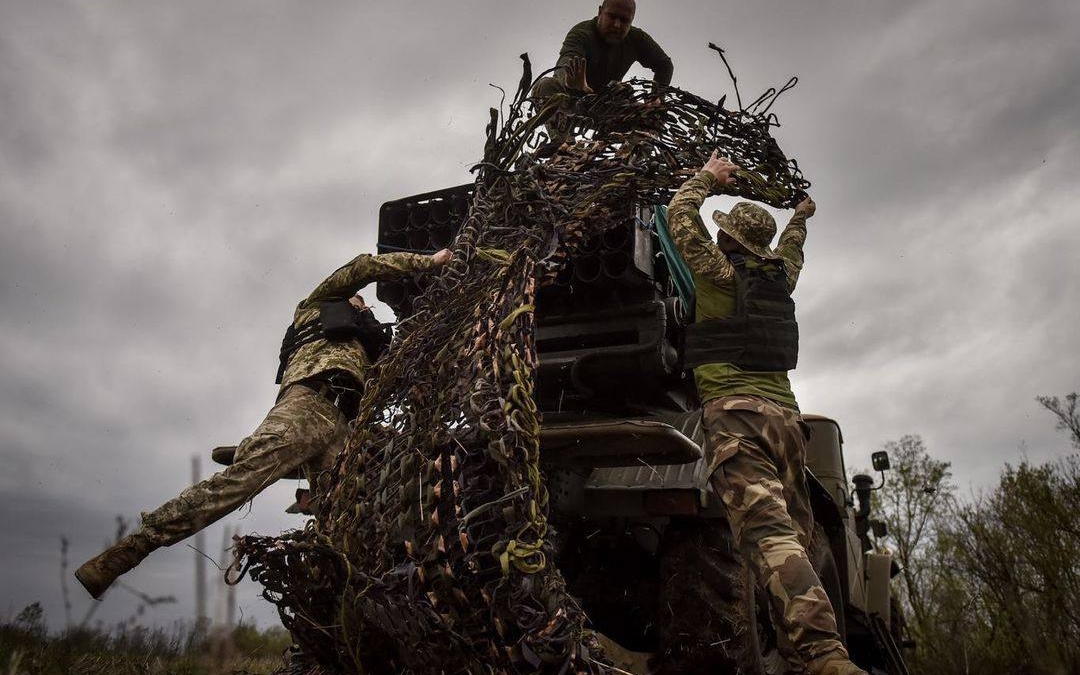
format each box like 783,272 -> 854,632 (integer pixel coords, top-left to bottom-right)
704,394 -> 851,673
139,383 -> 348,547
531,76 -> 573,143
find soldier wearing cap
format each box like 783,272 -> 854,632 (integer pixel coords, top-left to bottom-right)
74,248 -> 451,600
663,152 -> 867,675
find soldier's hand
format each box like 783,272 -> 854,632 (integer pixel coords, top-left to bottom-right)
702,151 -> 739,187
794,196 -> 816,219
567,56 -> 593,94
431,248 -> 452,266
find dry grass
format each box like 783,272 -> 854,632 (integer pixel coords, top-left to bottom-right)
0,604 -> 291,675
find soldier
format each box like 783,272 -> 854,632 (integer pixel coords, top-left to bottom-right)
665,152 -> 867,675
532,0 -> 673,153
75,248 -> 452,599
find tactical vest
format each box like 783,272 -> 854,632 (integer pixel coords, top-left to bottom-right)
276,301 -> 393,384
683,253 -> 799,372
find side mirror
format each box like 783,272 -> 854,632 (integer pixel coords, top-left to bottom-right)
852,452 -> 890,511
871,451 -> 891,472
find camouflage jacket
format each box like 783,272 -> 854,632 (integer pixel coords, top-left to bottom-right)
279,251 -> 437,391
667,170 -> 808,408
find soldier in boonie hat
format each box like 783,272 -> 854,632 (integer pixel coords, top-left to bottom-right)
711,201 -> 781,260
660,153 -> 866,675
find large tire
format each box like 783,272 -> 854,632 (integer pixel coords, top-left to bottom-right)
753,524 -> 848,674
808,524 -> 847,646
657,521 -> 848,675
656,517 -> 764,675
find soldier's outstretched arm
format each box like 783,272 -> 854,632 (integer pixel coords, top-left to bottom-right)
776,197 -> 813,292
637,31 -> 673,88
565,56 -> 593,93
301,249 -> 451,309
555,25 -> 590,87
667,152 -> 738,286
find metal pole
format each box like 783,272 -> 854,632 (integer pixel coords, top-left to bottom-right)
192,456 -> 207,635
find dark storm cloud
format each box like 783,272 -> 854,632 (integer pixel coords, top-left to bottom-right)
1,0 -> 1077,629
800,0 -> 1080,218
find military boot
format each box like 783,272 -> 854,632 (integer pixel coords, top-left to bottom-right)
74,531 -> 157,599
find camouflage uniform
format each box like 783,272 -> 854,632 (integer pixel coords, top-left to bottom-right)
663,171 -> 862,675
141,382 -> 347,545
76,251 -> 436,598
141,251 -> 436,545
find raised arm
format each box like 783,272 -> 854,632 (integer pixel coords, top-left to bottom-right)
555,23 -> 592,89
636,30 -> 673,87
300,249 -> 450,310
667,152 -> 739,286
774,197 -> 814,292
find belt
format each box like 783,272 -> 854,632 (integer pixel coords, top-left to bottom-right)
299,373 -> 362,419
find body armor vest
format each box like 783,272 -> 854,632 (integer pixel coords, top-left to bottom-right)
276,301 -> 393,384
683,253 -> 799,372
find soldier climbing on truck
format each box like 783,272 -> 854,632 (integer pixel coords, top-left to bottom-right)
75,248 -> 450,600
665,151 -> 864,675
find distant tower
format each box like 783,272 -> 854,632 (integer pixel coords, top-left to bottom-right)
215,525 -> 238,629
192,456 -> 208,635
226,527 -> 237,627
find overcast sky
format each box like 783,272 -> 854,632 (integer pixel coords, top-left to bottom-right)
2,0 -> 1078,632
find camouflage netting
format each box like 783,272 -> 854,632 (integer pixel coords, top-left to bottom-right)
231,55 -> 809,675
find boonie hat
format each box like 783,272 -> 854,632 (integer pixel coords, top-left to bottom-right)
711,202 -> 779,259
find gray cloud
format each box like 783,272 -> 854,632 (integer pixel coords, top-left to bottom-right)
2,0 -> 1077,630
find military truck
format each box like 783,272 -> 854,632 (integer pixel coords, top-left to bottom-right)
373,184 -> 912,675
214,182 -> 911,673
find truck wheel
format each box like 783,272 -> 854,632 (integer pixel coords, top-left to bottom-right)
809,524 -> 847,645
656,517 -> 764,675
657,521 -> 847,675
751,524 -> 848,675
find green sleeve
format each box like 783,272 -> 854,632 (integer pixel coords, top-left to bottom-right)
300,251 -> 435,309
555,21 -> 593,84
775,212 -> 807,292
635,29 -> 673,87
667,171 -> 735,287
